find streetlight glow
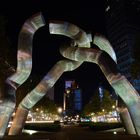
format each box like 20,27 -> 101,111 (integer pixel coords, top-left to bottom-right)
57,107 -> 62,113
112,105 -> 115,109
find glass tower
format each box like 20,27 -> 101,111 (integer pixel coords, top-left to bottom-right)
105,0 -> 140,93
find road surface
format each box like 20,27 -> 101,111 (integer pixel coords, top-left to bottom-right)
2,124 -> 140,140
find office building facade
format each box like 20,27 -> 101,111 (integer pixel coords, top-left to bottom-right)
63,80 -> 82,116
105,0 -> 140,93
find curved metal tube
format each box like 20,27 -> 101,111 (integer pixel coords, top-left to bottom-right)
8,60 -> 81,135
9,21 -> 91,135
93,34 -> 117,63
119,107 -> 136,134
21,60 -> 81,109
0,13 -> 45,137
60,46 -> 140,135
50,23 -> 117,63
7,12 -> 45,86
49,20 -> 92,48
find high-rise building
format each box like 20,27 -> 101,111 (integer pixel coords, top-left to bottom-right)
105,0 -> 140,93
74,88 -> 82,111
63,80 -> 82,116
99,85 -> 104,102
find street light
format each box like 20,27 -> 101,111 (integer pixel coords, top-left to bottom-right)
112,105 -> 115,109
57,107 -> 62,113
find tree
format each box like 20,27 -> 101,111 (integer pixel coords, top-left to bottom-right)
33,95 -> 57,114
83,89 -> 101,116
82,88 -> 115,116
101,89 -> 115,113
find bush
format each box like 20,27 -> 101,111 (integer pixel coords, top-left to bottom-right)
89,122 -> 123,131
79,122 -> 91,127
54,120 -> 60,124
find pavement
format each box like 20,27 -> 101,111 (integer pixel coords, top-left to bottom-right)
2,133 -> 140,140
1,125 -> 140,140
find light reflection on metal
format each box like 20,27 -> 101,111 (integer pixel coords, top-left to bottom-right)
60,46 -> 140,135
119,107 -> 136,134
93,34 -> 117,63
9,21 -> 91,135
0,13 -> 45,137
49,20 -> 91,48
7,13 -> 45,86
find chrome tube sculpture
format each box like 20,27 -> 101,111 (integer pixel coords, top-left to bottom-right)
8,13 -> 45,85
60,45 -> 140,135
0,13 -> 45,137
49,22 -> 117,62
119,107 -> 136,134
49,20 -> 91,48
93,35 -> 136,134
93,34 -> 117,63
9,21 -> 91,135
9,60 -> 81,135
2,13 -> 139,136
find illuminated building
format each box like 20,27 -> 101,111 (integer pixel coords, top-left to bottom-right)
64,80 -> 82,116
105,0 -> 140,93
98,84 -> 104,102
74,88 -> 82,111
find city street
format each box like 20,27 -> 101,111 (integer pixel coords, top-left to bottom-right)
2,124 -> 140,140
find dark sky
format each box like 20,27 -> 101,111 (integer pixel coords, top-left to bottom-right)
1,0 -> 112,106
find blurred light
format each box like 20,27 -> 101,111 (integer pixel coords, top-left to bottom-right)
105,6 -> 110,12
90,112 -> 95,116
7,121 -> 12,128
23,130 -> 37,135
57,107 -> 62,113
112,105 -> 115,109
66,88 -> 71,94
80,118 -> 90,122
76,115 -> 79,118
113,131 -> 117,135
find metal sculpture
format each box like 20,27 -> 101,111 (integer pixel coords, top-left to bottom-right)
8,20 -> 92,135
9,18 -> 138,136
60,45 -> 140,135
93,34 -> 117,63
0,13 -> 45,137
0,12 -> 140,137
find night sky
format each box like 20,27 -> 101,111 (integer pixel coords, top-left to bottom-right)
1,0 -> 112,106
